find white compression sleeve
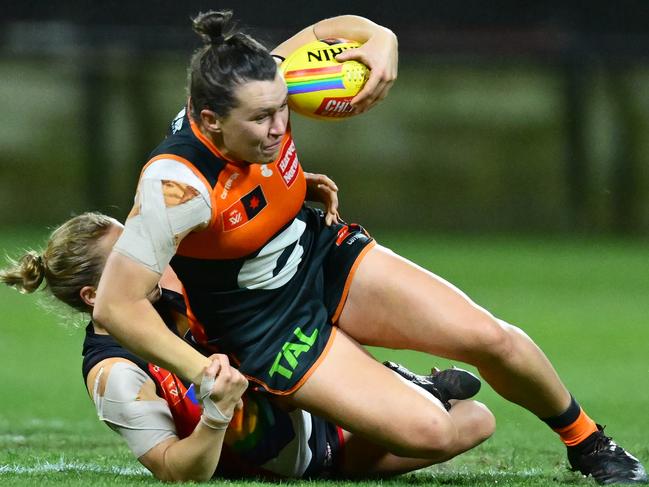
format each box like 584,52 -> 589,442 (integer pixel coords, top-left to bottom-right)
92,362 -> 178,458
113,159 -> 212,274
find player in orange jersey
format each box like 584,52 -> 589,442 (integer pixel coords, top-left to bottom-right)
2,212 -> 494,482
91,11 -> 646,485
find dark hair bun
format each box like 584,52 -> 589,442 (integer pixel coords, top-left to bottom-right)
192,10 -> 235,46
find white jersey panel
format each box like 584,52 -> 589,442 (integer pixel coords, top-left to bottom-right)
261,409 -> 314,477
237,218 -> 306,290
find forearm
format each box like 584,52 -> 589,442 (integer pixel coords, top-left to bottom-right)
313,15 -> 394,43
94,298 -> 209,384
273,15 -> 395,59
152,422 -> 225,482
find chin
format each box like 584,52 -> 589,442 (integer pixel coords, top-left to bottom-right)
259,151 -> 279,163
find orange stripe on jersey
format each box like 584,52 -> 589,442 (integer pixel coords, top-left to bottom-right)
331,241 -> 377,324
179,286 -> 220,352
189,119 -> 234,163
243,327 -> 338,396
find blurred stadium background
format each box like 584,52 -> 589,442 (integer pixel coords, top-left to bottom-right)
2,0 -> 649,233
1,2 -> 648,485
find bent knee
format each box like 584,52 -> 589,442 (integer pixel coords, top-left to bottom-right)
468,400 -> 496,442
388,412 -> 459,458
458,312 -> 517,364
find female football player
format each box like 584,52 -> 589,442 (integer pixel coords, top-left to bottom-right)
90,10 -> 646,485
1,212 -> 494,481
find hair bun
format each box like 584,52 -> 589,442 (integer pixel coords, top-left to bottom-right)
192,10 -> 235,46
21,251 -> 46,293
0,250 -> 45,294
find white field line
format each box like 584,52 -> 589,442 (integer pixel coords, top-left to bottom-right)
0,417 -> 96,430
0,459 -> 148,476
0,435 -> 26,442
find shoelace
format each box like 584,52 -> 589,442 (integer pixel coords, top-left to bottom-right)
590,426 -> 613,455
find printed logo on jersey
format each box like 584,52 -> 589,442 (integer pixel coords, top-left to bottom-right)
151,365 -> 183,406
222,185 -> 268,232
269,326 -> 319,380
335,223 -> 369,246
220,171 -> 240,200
277,141 -> 299,188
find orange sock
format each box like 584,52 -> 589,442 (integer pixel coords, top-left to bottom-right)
541,395 -> 599,447
553,409 -> 599,447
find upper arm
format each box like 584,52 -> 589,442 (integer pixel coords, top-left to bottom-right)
112,158 -> 212,276
87,357 -> 180,477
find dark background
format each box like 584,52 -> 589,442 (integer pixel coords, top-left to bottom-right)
2,1 -> 649,234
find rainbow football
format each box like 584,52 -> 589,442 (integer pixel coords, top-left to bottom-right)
280,39 -> 369,121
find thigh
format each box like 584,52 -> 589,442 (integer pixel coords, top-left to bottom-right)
288,329 -> 453,457
337,245 -> 497,361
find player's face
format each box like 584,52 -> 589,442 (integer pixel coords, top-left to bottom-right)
218,71 -> 289,163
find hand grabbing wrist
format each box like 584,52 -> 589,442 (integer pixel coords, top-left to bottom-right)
199,373 -> 233,429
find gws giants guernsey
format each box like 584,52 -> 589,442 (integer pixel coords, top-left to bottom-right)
143,109 -> 336,392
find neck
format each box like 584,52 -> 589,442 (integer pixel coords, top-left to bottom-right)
92,321 -> 109,335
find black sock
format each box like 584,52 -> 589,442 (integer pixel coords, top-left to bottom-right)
540,395 -> 581,429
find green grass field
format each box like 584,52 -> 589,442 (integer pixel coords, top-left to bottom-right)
1,228 -> 648,486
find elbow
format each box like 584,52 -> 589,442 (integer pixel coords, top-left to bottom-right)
153,445 -> 215,483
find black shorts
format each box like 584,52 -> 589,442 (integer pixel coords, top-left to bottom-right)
217,392 -> 346,479
193,206 -> 375,394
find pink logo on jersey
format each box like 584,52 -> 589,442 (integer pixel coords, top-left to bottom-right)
277,141 -> 299,187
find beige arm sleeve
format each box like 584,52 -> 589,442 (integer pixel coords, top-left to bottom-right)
92,362 -> 178,458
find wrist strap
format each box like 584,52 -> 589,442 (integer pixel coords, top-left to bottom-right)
200,414 -> 229,431
199,373 -> 233,425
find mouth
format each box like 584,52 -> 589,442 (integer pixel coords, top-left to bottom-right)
263,140 -> 282,153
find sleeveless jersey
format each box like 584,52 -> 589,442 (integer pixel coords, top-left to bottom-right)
143,109 -> 343,393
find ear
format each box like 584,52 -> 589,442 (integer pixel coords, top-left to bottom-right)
200,108 -> 222,133
80,285 -> 97,308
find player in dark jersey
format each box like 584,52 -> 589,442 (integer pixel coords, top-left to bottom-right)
90,11 -> 646,485
2,212 -> 495,482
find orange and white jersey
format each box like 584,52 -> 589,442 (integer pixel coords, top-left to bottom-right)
120,108 -> 375,395
138,107 -> 307,288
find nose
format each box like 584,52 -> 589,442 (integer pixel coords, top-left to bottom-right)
269,112 -> 287,137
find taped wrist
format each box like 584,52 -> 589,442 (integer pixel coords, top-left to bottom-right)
200,415 -> 229,430
199,373 -> 232,430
